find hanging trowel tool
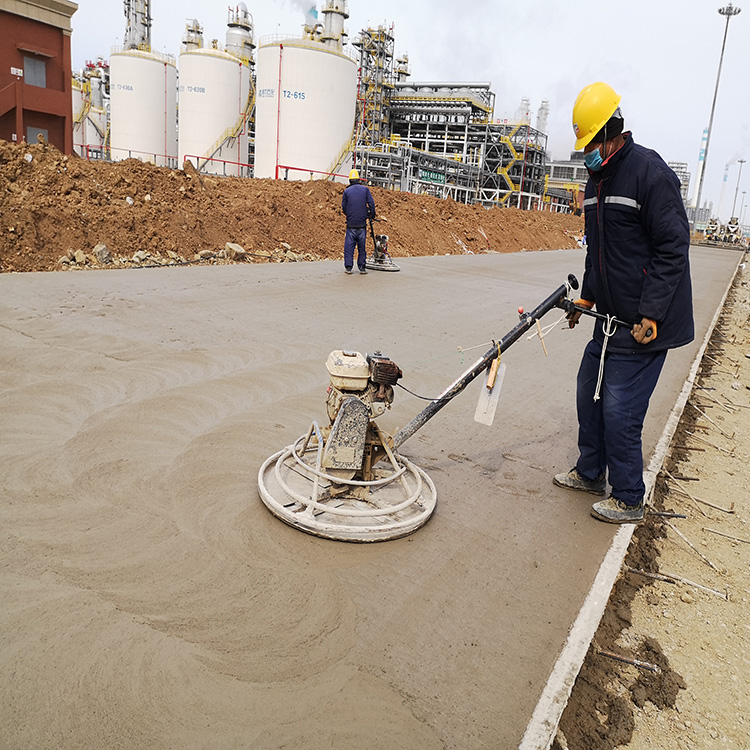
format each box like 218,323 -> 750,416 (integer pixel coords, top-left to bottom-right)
474,348 -> 506,425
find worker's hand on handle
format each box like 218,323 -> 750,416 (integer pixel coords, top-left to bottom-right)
567,299 -> 594,328
631,317 -> 657,344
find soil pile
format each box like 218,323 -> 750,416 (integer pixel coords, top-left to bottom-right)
0,140 -> 583,273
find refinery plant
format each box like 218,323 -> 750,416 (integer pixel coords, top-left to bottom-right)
71,1 -> 584,211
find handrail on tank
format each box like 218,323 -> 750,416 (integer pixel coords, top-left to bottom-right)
77,143 -> 178,169
256,33 -> 358,62
276,163 -> 350,181
183,154 -> 252,178
110,45 -> 177,65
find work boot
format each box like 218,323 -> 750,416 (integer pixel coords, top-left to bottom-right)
553,467 -> 606,495
345,267 -> 353,274
591,496 -> 645,524
359,267 -> 368,274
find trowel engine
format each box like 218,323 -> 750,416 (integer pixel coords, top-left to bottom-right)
323,350 -> 402,480
366,218 -> 400,272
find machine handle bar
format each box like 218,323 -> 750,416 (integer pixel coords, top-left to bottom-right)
561,299 -> 632,329
392,275 -> 578,449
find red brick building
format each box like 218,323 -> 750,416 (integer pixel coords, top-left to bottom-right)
0,0 -> 78,153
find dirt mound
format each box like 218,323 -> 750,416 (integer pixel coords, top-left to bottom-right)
0,140 -> 583,273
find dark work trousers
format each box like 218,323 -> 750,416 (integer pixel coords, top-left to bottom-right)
344,227 -> 367,270
575,337 -> 667,506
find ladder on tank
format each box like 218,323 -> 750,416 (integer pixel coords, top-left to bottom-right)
325,99 -> 367,181
325,126 -> 358,181
196,79 -> 255,175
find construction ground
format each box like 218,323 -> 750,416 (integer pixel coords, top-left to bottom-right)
1,141 -> 748,749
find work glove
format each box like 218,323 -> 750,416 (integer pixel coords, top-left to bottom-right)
631,317 -> 657,344
567,299 -> 594,328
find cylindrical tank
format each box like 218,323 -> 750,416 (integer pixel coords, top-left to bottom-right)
254,38 -> 357,180
109,48 -> 177,167
178,48 -> 251,176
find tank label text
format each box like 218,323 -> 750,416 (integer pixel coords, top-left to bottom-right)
283,90 -> 306,100
258,88 -> 275,98
117,83 -> 134,91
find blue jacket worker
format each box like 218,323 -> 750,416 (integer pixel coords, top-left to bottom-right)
554,82 -> 694,524
341,169 -> 376,274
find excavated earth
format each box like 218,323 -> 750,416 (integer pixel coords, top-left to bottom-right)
0,140 -> 582,273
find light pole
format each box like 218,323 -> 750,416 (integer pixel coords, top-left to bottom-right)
731,158 -> 745,217
692,2 -> 741,229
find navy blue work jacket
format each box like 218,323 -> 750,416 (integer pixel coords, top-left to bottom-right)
581,132 -> 694,354
341,182 -> 376,228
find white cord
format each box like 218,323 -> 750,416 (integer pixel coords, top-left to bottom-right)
593,316 -> 618,402
526,311 -> 568,340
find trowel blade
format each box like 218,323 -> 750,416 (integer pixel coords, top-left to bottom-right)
473,363 -> 506,426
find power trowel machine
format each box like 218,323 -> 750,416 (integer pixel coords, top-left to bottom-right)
258,274 -> 614,542
365,218 -> 400,272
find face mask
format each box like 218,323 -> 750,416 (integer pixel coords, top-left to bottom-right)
584,146 -> 603,171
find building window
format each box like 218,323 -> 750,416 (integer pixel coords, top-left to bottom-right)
553,166 -> 574,180
27,127 -> 49,144
24,56 -> 47,88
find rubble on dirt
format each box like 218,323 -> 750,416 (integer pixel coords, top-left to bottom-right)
0,140 -> 584,273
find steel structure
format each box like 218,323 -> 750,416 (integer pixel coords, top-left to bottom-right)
351,25 -> 396,148
123,0 -> 151,50
354,78 -> 550,208
355,140 -> 481,203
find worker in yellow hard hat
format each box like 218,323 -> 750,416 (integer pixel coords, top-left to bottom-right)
341,167 -> 376,274
555,82 -> 695,524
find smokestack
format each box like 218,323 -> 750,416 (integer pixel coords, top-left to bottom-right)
690,128 -> 708,208
536,99 -> 550,134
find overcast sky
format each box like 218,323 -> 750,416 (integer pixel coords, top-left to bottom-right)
70,0 -> 749,221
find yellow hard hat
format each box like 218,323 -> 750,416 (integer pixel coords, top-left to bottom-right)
349,169 -> 360,180
572,82 -> 622,151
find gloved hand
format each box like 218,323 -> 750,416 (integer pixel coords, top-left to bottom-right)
567,299 -> 594,328
631,317 -> 657,344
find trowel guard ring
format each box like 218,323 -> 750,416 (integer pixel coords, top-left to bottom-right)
258,424 -> 437,543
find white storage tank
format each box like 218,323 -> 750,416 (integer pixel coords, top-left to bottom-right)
178,9 -> 254,177
254,38 -> 357,180
109,48 -> 178,167
178,49 -> 252,176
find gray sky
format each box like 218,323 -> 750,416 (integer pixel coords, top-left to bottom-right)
71,0 -> 750,221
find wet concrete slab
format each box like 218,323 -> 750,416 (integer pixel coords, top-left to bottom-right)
0,246 -> 740,749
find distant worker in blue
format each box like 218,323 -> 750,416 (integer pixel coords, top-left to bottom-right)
341,169 -> 376,274
555,82 -> 694,524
